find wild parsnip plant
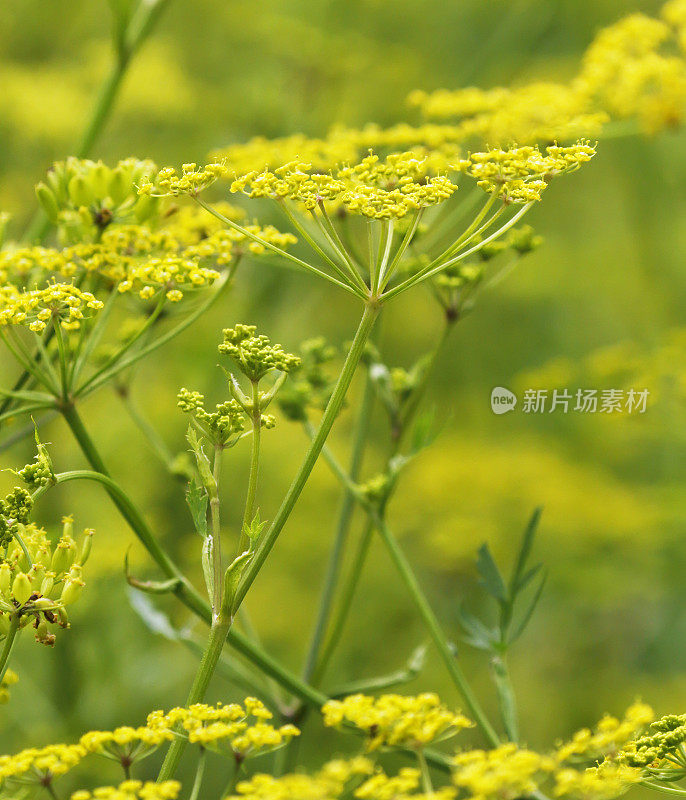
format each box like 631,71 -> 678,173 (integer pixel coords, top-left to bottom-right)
0,0 -> 685,798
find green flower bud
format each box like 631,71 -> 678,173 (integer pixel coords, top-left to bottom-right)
12,572 -> 32,605
77,529 -> 94,567
28,564 -> 45,591
35,182 -> 60,223
0,564 -> 11,596
68,174 -> 93,208
40,574 -> 55,598
91,163 -> 111,200
51,540 -> 77,575
60,578 -> 84,606
108,166 -> 130,206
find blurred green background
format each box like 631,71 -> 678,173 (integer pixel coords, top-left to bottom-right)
0,0 -> 685,791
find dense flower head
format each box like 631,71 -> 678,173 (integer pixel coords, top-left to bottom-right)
576,12 -> 686,132
36,157 -> 161,237
555,702 -> 655,763
79,726 -> 173,758
553,762 -> 642,800
409,84 -> 607,146
322,693 -> 473,751
230,152 -> 458,219
227,756 -> 374,800
458,141 -> 596,203
0,517 -> 91,646
146,699 -> 299,759
0,742 -> 86,783
619,712 -> 686,768
0,282 -> 103,332
219,324 -> 301,382
177,388 -> 246,443
453,744 -> 556,800
138,162 -> 228,197
408,2 -> 686,140
71,780 -> 181,800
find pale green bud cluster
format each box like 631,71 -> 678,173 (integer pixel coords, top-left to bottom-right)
35,157 -> 160,240
0,518 -> 93,647
0,488 -> 33,549
219,324 -> 301,382
621,713 -> 686,769
278,337 -> 338,422
177,388 -> 245,446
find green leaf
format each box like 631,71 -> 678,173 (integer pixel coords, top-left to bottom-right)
457,605 -> 498,651
476,542 -> 507,602
510,506 -> 542,595
185,478 -> 208,539
508,570 -> 547,643
243,510 -> 266,544
186,425 -> 217,497
224,550 -> 253,612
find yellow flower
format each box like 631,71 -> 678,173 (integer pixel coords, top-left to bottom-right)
322,693 -> 472,751
453,744 -> 555,800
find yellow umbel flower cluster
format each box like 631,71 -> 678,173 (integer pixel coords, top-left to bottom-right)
79,726 -> 173,758
0,517 -> 92,646
458,142 -> 596,204
228,756 -> 374,800
229,152 -> 457,219
322,693 -> 472,751
554,762 -> 643,800
146,698 -> 299,758
0,282 -> 103,332
453,744 -> 555,800
356,767 -> 456,800
555,702 -> 655,763
0,742 -> 86,783
409,0 -> 686,140
71,781 -> 181,800
138,162 -> 228,197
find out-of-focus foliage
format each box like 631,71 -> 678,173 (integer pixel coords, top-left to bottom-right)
0,1 -> 684,793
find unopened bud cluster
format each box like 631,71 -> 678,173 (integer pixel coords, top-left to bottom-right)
0,517 -> 92,646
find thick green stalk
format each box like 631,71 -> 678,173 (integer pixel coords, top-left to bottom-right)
0,616 -> 20,684
301,365 -> 375,684
157,611 -> 232,781
374,513 -> 500,746
231,303 -> 380,614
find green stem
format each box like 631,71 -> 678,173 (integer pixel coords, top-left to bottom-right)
301,364 -> 375,684
374,512 -> 499,746
312,518 -> 374,685
417,749 -> 434,795
0,616 -> 20,685
491,653 -> 519,742
209,445 -> 223,617
188,748 -> 206,800
238,381 -> 261,553
231,302 -> 380,614
157,612 -> 232,781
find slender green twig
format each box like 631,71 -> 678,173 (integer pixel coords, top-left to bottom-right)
231,303 -> 380,614
0,616 -> 20,685
301,365 -> 375,684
